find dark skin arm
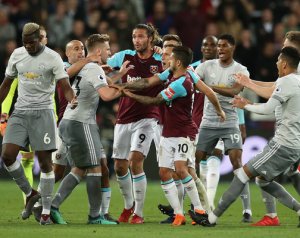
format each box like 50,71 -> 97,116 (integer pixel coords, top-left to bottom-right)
0,76 -> 14,105
211,83 -> 244,97
56,78 -> 78,108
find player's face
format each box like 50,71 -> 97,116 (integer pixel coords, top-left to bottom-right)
40,30 -> 48,46
22,33 -> 41,55
169,53 -> 178,72
66,41 -> 85,64
201,37 -> 217,60
162,47 -> 173,70
132,29 -> 150,53
217,39 -> 234,62
276,54 -> 285,77
100,42 -> 111,64
163,40 -> 179,49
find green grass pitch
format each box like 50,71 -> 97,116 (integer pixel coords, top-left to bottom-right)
0,179 -> 299,238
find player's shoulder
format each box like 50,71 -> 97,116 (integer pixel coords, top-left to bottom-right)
117,49 -> 136,57
43,46 -> 63,59
153,52 -> 162,61
10,46 -> 26,58
233,60 -> 247,70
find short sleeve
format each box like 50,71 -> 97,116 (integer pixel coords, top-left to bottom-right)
5,51 -> 18,78
88,65 -> 108,90
195,62 -> 205,79
160,77 -> 187,102
271,77 -> 290,103
52,54 -> 69,82
158,69 -> 170,81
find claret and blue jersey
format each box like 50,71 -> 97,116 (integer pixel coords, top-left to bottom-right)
158,69 -> 198,140
107,50 -> 163,124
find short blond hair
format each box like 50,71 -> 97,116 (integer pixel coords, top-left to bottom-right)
85,34 -> 110,52
22,22 -> 40,36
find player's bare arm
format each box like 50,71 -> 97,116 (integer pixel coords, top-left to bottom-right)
110,74 -> 161,91
123,89 -> 164,105
0,76 -> 15,104
107,61 -> 134,84
57,77 -> 78,109
67,54 -> 101,78
195,79 -> 226,121
98,86 -> 122,101
235,73 -> 275,99
211,83 -> 244,97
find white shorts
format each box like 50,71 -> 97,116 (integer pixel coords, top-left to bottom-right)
112,118 -> 157,160
158,136 -> 195,170
153,123 -> 163,160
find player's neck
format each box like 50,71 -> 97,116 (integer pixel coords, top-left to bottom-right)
173,68 -> 186,78
137,48 -> 153,59
219,58 -> 234,67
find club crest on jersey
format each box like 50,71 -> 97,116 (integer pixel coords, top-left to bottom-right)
150,65 -> 158,74
165,87 -> 175,99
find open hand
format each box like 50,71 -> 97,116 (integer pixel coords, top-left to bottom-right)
231,95 -> 251,109
234,73 -> 251,87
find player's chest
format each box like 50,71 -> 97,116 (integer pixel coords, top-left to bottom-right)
17,58 -> 52,81
205,66 -> 236,87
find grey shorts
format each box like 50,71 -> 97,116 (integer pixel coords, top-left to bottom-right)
59,119 -> 102,168
3,109 -> 57,151
196,127 -> 242,155
247,139 -> 300,181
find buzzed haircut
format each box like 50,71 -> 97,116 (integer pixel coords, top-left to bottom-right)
162,34 -> 182,47
172,46 -> 193,68
218,34 -> 235,46
85,34 -> 110,52
285,31 -> 300,51
22,22 -> 40,37
280,46 -> 300,69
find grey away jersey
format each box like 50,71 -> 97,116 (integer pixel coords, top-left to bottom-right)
272,73 -> 300,148
195,59 -> 249,128
274,63 -> 300,126
63,62 -> 108,124
5,46 -> 68,110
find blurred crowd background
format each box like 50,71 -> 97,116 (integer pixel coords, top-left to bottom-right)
0,0 -> 299,176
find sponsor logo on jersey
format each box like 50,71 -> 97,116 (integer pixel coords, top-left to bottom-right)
164,87 -> 175,99
23,72 -> 40,80
127,75 -> 141,83
150,65 -> 158,74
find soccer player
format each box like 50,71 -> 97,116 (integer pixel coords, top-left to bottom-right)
194,34 -> 253,222
0,26 -> 48,205
191,46 -> 300,228
118,45 -> 224,226
51,39 -> 119,223
235,31 -> 300,226
0,22 -> 77,225
107,23 -> 163,224
49,34 -> 127,225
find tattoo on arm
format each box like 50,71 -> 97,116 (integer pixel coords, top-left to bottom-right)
129,93 -> 164,105
124,78 -> 149,90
